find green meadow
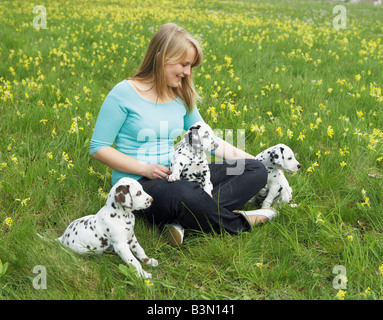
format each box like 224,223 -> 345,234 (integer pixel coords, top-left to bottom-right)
0,0 -> 383,300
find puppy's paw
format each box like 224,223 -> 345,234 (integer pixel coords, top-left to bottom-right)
147,258 -> 158,267
203,187 -> 213,198
167,174 -> 179,182
142,271 -> 152,279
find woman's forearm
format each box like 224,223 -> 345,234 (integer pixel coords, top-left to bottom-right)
91,147 -> 171,180
214,139 -> 255,160
91,147 -> 147,176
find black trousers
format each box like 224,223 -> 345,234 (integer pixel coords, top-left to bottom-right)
136,159 -> 268,234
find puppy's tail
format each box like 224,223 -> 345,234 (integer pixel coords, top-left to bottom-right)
37,233 -> 60,242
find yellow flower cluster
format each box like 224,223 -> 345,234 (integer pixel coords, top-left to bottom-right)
145,279 -> 154,286
306,150 -> 330,173
98,188 -> 109,200
250,124 -> 266,136
335,289 -> 346,300
61,152 -> 74,170
69,116 -> 84,134
4,217 -> 13,228
315,212 -> 325,224
87,166 -> 112,181
15,197 -> 31,206
360,287 -> 371,298
360,189 -> 371,208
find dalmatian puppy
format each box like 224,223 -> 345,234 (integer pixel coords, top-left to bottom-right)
254,144 -> 301,208
167,121 -> 219,196
51,178 -> 157,278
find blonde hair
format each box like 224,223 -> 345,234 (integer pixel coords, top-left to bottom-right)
130,23 -> 203,112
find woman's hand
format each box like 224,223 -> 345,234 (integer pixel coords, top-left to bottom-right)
143,164 -> 172,180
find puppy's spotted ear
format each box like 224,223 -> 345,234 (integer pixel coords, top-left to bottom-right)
270,149 -> 283,166
186,126 -> 201,147
189,124 -> 201,131
114,185 -> 132,207
187,130 -> 193,146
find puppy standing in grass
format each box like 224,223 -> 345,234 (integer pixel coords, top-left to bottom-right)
53,178 -> 158,279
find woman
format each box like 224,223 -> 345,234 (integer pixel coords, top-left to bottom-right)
90,23 -> 277,245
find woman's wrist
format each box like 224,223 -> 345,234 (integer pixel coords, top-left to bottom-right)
139,163 -> 150,178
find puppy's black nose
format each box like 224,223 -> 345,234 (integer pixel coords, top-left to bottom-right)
297,164 -> 301,169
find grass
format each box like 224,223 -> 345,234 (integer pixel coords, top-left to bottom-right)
1,0 -> 383,300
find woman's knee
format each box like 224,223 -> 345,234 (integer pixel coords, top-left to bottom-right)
149,180 -> 206,209
245,159 -> 268,184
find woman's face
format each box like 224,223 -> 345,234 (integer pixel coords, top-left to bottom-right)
164,46 -> 197,88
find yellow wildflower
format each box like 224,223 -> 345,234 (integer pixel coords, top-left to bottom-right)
210,91 -> 218,99
361,189 -> 371,208
316,212 -> 325,224
16,110 -> 25,118
207,106 -> 218,123
361,197 -> 370,208
5,217 -> 13,227
15,197 -> 31,206
356,111 -> 364,120
318,103 -> 326,111
69,116 -> 84,134
360,287 -> 371,298
297,132 -> 305,142
335,289 -> 346,300
11,155 -> 18,165
98,188 -> 108,200
307,161 -> 319,173
275,127 -> 284,137
327,126 -> 334,138
62,152 -> 74,169
145,279 -> 154,286
339,147 -> 349,157
250,124 -> 265,136
57,174 -> 66,184
9,66 -> 16,76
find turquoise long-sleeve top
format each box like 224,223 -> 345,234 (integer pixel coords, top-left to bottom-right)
90,80 -> 220,185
